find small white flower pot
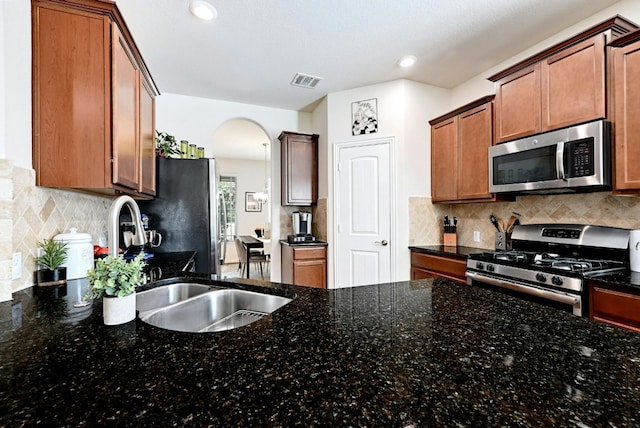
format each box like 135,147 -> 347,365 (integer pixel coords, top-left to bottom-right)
102,293 -> 136,325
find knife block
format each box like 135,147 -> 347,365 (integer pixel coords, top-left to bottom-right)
443,233 -> 457,247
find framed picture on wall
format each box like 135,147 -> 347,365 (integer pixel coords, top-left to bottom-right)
351,98 -> 378,135
245,192 -> 262,212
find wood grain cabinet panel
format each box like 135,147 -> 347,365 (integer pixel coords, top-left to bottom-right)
112,23 -> 140,191
430,117 -> 458,203
612,31 -> 640,193
541,35 -> 606,131
280,132 -> 318,206
281,245 -> 327,289
494,64 -> 541,143
430,96 -> 495,203
590,283 -> 640,333
32,0 -> 157,197
410,251 -> 467,284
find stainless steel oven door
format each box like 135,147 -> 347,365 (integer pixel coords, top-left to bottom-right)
489,120 -> 609,193
466,270 -> 583,316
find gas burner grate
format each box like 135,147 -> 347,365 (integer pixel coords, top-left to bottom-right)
493,251 -> 529,263
534,257 -> 624,273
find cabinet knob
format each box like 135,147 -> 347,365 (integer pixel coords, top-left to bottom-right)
375,240 -> 388,246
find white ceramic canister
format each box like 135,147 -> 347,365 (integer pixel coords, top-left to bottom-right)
54,228 -> 94,279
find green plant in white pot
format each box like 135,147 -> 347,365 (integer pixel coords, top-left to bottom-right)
86,253 -> 146,325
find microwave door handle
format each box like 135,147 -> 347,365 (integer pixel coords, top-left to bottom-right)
556,142 -> 566,180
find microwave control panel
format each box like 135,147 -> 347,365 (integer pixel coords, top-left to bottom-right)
565,138 -> 594,178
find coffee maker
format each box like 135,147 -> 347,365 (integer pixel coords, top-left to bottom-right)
289,211 -> 316,243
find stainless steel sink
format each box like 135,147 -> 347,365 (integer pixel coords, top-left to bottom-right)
136,283 -> 213,313
138,288 -> 292,333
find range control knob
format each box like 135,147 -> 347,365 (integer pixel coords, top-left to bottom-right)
551,276 -> 564,286
487,264 -> 495,272
476,262 -> 484,270
536,273 -> 547,283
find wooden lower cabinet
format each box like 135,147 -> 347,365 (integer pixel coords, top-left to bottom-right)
281,245 -> 327,288
589,282 -> 640,333
410,251 -> 467,284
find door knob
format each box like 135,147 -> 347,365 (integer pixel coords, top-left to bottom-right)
375,240 -> 388,246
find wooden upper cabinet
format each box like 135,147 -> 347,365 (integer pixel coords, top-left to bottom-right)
32,4 -> 112,188
32,0 -> 158,197
430,117 -> 458,203
280,131 -> 318,206
458,102 -> 493,200
612,30 -> 640,193
139,79 -> 157,196
490,16 -> 637,144
494,64 -> 541,143
430,96 -> 494,204
112,23 -> 140,191
541,35 -> 606,131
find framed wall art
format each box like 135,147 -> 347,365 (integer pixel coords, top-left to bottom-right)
245,192 -> 262,212
351,98 -> 378,135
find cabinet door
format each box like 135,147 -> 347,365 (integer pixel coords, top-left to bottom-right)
112,23 -> 140,191
293,259 -> 327,288
458,102 -> 493,200
281,133 -> 318,205
590,284 -> 640,332
32,3 -> 111,188
139,78 -> 156,195
541,35 -> 606,131
494,64 -> 541,143
613,39 -> 640,191
411,267 -> 435,280
430,117 -> 458,202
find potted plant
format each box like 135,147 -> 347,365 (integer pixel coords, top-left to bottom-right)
86,252 -> 146,325
35,238 -> 68,287
155,130 -> 180,158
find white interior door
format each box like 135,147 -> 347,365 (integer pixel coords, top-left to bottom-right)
335,139 -> 393,288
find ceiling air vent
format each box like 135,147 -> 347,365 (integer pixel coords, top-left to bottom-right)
290,73 -> 323,89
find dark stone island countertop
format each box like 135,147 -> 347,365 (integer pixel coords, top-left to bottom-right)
1,273 -> 640,426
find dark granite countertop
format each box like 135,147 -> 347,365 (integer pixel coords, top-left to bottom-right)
587,270 -> 640,293
279,239 -> 329,247
409,244 -> 488,259
1,275 -> 640,426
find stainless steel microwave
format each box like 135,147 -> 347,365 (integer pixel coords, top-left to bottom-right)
489,120 -> 610,194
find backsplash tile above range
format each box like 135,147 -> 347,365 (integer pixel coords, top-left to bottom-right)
410,192 -> 640,250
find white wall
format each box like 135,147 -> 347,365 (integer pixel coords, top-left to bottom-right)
1,0 -> 31,167
156,93 -> 313,281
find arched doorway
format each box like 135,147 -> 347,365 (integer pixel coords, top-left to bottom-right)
212,118 -> 272,279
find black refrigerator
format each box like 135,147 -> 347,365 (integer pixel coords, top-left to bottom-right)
139,158 -> 221,275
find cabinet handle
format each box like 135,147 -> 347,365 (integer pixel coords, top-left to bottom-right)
375,240 -> 388,246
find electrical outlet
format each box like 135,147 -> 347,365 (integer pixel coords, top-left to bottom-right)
473,231 -> 481,242
11,252 -> 22,280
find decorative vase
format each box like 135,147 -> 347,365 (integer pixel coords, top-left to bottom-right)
36,267 -> 67,287
102,293 -> 136,325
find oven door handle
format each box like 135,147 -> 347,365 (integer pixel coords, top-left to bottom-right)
556,142 -> 566,180
466,271 -> 580,306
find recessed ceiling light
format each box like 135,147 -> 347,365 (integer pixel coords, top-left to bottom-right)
397,55 -> 417,68
189,1 -> 217,21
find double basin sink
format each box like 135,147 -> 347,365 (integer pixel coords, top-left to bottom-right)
136,282 -> 293,333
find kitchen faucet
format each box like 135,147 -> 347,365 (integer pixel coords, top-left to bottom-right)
107,195 -> 147,257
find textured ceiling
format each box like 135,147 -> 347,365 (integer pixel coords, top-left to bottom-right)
116,0 -> 621,112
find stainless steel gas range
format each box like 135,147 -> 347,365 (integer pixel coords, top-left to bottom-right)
466,224 -> 630,316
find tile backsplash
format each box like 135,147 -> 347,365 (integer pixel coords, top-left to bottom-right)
410,192 -> 640,250
2,161 -> 111,300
